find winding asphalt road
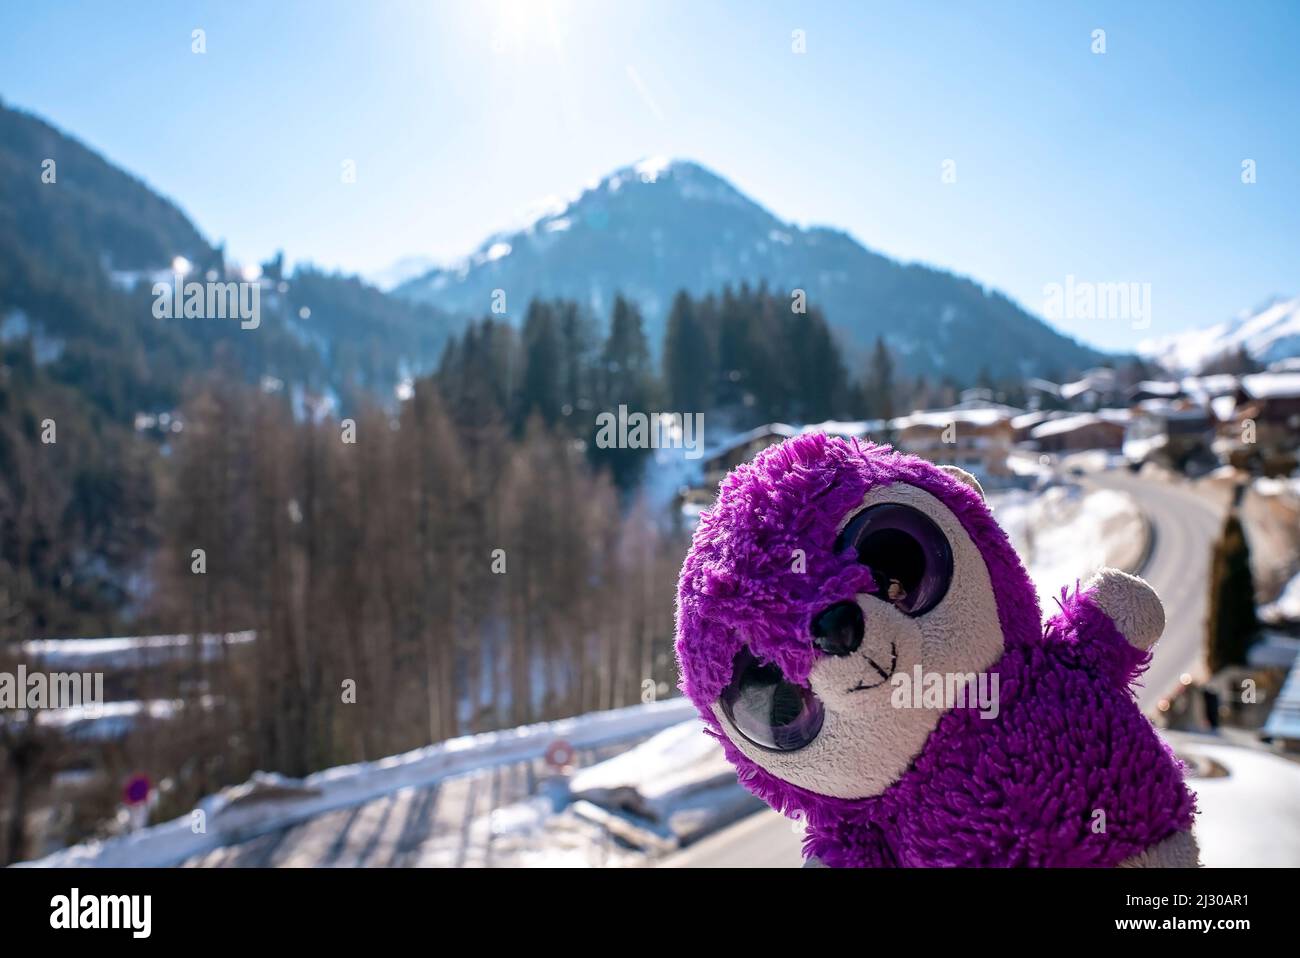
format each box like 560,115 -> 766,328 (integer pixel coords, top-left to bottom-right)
664,469 -> 1226,868
1084,470 -> 1224,709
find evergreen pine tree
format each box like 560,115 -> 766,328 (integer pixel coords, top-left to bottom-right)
595,296 -> 656,489
518,301 -> 563,429
867,335 -> 895,420
663,290 -> 713,412
1205,509 -> 1260,673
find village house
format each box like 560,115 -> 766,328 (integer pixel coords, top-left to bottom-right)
1227,373 -> 1300,474
1011,410 -> 1057,443
1059,367 -> 1123,410
1124,398 -> 1217,473
1029,410 -> 1129,454
697,423 -> 799,488
889,403 -> 1020,483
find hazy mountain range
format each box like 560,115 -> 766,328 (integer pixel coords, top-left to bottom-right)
5,97 -> 1294,407
0,100 -> 452,421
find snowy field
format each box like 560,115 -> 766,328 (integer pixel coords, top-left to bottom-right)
989,484 -> 1148,607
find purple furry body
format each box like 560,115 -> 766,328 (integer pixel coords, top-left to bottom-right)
675,433 -> 1196,867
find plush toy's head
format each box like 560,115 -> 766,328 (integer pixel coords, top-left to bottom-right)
675,433 -> 1042,818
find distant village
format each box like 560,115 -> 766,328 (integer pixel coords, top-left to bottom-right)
683,364 -> 1300,510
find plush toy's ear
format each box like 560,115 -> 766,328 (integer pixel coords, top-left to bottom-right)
938,464 -> 984,500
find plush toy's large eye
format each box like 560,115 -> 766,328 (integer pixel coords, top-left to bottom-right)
719,648 -> 824,751
836,503 -> 954,617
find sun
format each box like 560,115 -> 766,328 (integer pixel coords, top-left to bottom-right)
489,0 -> 566,58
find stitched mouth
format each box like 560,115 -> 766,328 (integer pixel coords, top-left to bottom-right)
847,641 -> 897,692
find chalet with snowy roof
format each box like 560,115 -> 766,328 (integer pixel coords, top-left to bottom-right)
698,423 -> 800,485
1227,372 -> 1300,473
682,420 -> 887,518
889,402 -> 1020,482
1011,410 -> 1057,442
1059,367 -> 1123,410
1023,378 -> 1063,411
1126,380 -> 1184,403
697,419 -> 892,487
1029,410 -> 1129,453
1124,398 -> 1217,473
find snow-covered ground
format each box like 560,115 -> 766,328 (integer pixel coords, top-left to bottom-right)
21,631 -> 255,670
31,697 -> 1300,867
567,719 -> 761,844
1254,475 -> 1300,501
1262,570 -> 1300,624
1165,732 -> 1300,867
456,719 -> 764,866
989,484 -> 1147,607
34,697 -> 214,741
20,698 -> 696,867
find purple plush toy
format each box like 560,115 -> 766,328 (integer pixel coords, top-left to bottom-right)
675,434 -> 1198,867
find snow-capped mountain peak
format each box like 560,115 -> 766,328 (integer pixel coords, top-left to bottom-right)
1138,296 -> 1300,372
393,157 -> 1108,378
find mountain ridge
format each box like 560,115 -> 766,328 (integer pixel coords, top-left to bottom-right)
0,100 -> 453,417
395,157 -> 1111,380
1138,296 -> 1300,373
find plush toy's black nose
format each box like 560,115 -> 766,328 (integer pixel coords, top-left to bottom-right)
811,601 -> 865,656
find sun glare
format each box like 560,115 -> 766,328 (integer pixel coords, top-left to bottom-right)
489,0 -> 566,59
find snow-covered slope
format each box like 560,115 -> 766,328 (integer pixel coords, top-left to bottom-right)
1138,296 -> 1300,373
366,255 -> 442,292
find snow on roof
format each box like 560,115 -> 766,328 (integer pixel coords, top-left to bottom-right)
890,406 -> 1017,430
801,419 -> 885,437
1181,374 -> 1240,398
21,631 -> 255,670
1210,395 -> 1238,421
702,423 -> 798,462
1131,380 -> 1182,397
1011,411 -> 1055,430
952,399 -> 1024,414
706,420 -> 891,463
1132,398 -> 1212,419
1029,413 -> 1122,439
1240,372 -> 1300,400
1060,368 -> 1118,400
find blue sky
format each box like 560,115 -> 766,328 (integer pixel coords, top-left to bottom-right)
1,0 -> 1296,351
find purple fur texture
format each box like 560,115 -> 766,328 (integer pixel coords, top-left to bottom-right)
675,433 -> 1196,867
